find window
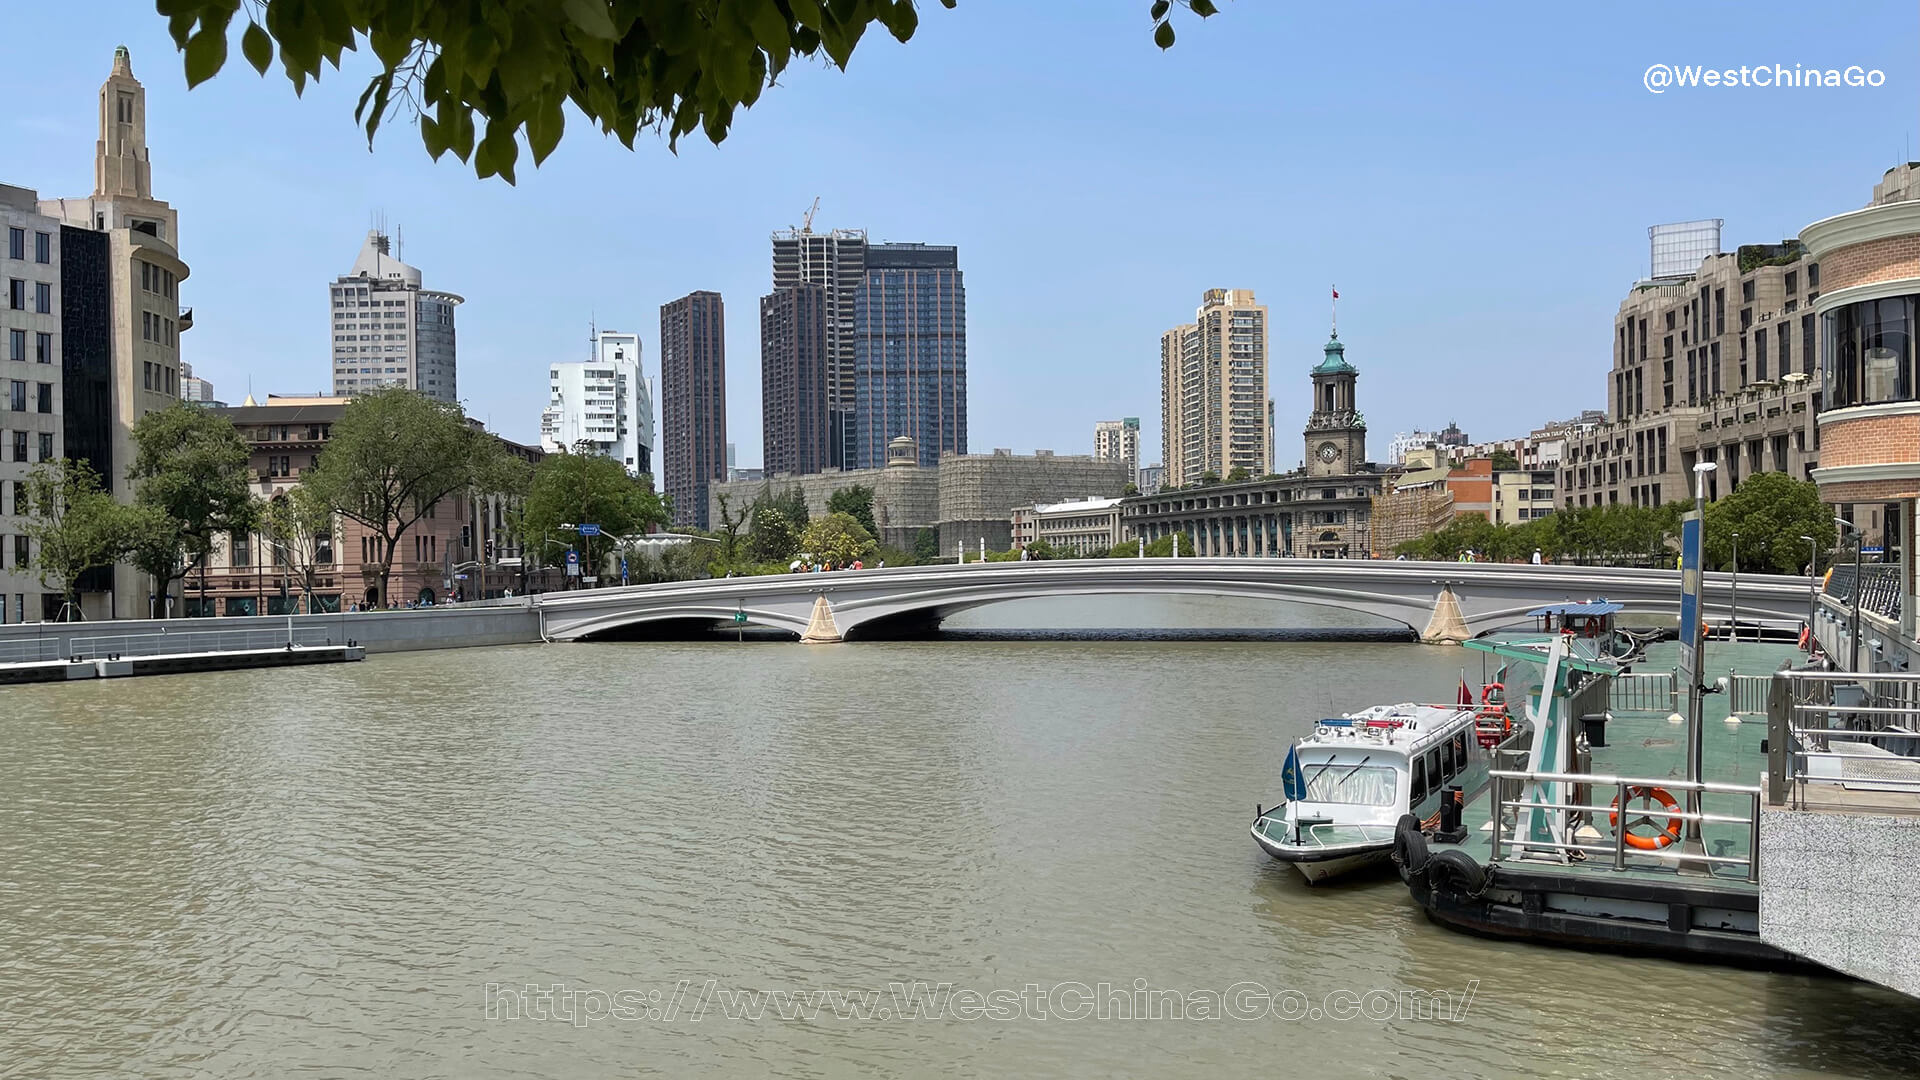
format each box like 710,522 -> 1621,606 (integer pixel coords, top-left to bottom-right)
36,432 -> 51,461
34,232 -> 49,264
12,535 -> 26,570
5,228 -> 20,260
1302,761 -> 1399,806
7,330 -> 21,362
231,531 -> 251,568
10,432 -> 24,462
33,283 -> 49,314
7,279 -> 22,309
35,383 -> 50,413
34,333 -> 49,364
7,381 -> 23,411
1410,758 -> 1427,805
1824,295 -> 1919,409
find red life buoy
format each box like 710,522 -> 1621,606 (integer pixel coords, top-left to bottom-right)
1610,786 -> 1684,850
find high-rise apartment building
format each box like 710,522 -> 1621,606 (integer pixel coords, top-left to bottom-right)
1160,288 -> 1270,488
0,186 -> 65,623
772,224 -> 866,468
660,291 -> 726,529
761,283 -> 832,478
541,330 -> 654,478
31,48 -> 191,618
850,242 -> 966,469
1094,418 -> 1141,485
327,230 -> 462,403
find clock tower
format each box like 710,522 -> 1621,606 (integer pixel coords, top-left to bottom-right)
1304,333 -> 1366,477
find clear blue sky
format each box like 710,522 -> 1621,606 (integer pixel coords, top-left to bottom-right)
3,2 -> 1916,468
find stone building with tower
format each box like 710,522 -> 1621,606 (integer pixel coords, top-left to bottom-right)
1124,331 -> 1384,558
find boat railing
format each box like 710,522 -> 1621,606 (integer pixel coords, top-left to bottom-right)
1608,671 -> 1677,714
1489,768 -> 1762,883
65,625 -> 341,660
1765,669 -> 1920,812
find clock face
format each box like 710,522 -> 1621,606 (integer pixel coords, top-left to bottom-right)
1317,443 -> 1339,463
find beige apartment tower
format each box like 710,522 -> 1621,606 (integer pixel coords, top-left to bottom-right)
1160,288 -> 1270,488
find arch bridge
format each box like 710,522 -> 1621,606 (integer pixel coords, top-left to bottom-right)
533,559 -> 1814,644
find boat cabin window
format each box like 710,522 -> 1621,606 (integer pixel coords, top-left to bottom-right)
1452,732 -> 1468,770
1427,749 -> 1444,788
1410,759 -> 1427,804
1302,762 -> 1398,807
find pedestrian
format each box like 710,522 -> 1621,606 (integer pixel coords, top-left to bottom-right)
1532,548 -> 1543,565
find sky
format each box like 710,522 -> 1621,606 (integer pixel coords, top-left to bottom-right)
3,1 -> 1917,469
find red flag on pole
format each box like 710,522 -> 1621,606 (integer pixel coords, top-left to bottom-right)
1457,671 -> 1473,706
1331,287 -> 1340,299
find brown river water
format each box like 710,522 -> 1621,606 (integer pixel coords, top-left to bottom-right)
3,596 -> 1917,1078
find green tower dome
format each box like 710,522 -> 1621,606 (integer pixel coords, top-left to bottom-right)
1313,333 -> 1356,375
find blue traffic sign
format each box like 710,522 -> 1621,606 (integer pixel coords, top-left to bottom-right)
566,550 -> 580,565
577,523 -> 602,536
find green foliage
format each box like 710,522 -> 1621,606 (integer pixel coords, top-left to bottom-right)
1106,533 -> 1186,558
827,484 -> 878,537
799,511 -> 876,567
302,388 -> 514,601
910,527 -> 940,563
127,403 -> 260,609
746,507 -> 800,564
21,459 -> 134,616
713,492 -> 747,566
1702,472 -> 1833,573
1488,449 -> 1520,471
1394,503 -> 1685,566
155,1 -> 1219,182
756,484 -> 810,530
519,450 -> 669,567
1225,465 -> 1251,483
1199,470 -> 1221,486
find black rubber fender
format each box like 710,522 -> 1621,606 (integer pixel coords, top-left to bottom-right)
1390,813 -> 1429,884
1424,848 -> 1487,897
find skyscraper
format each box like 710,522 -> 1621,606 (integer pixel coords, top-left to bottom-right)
327,230 -> 462,403
1159,288 -> 1269,488
771,224 -> 866,468
541,330 -> 654,478
760,283 -> 832,477
1094,417 -> 1140,485
33,47 -> 191,618
850,243 -> 966,469
660,291 -> 726,529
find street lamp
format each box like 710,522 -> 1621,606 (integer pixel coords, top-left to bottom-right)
1836,516 -> 1863,673
1800,533 -> 1818,643
1730,531 -> 1740,643
1684,460 -> 1717,817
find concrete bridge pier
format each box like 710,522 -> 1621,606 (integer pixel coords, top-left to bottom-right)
1421,585 -> 1470,645
800,596 -> 843,644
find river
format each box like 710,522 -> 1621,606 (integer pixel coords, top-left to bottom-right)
3,596 -> 1917,1078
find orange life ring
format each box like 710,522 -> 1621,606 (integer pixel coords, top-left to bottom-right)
1474,682 -> 1511,746
1610,786 -> 1683,850
1797,625 -> 1811,651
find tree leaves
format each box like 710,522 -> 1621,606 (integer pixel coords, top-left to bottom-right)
241,21 -> 273,74
160,0 -> 1215,182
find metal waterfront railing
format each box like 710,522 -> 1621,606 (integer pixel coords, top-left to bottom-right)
64,625 -> 342,660
1610,672 -> 1676,714
1825,564 -> 1903,621
1766,669 -> 1920,810
1727,673 -> 1774,717
0,638 -> 64,665
1490,768 -> 1763,882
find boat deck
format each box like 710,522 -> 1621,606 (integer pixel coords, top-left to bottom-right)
1443,639 -> 1800,891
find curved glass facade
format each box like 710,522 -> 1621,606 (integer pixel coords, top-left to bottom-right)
1824,294 -> 1920,408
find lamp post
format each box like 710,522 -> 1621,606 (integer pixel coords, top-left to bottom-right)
1801,533 -> 1818,644
1730,531 -> 1740,643
1685,460 -> 1717,813
1837,516 -> 1862,672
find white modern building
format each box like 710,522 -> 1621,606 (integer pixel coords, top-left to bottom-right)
1094,417 -> 1141,485
540,329 -> 654,478
179,360 -> 215,404
329,230 -> 462,403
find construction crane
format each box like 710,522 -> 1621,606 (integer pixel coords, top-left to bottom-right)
800,196 -> 820,233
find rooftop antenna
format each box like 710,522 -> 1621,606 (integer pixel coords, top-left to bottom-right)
395,224 -> 404,262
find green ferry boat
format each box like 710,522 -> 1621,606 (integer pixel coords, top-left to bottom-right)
1393,625 -> 1817,968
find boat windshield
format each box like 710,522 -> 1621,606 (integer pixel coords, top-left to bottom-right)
1301,762 -> 1398,806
